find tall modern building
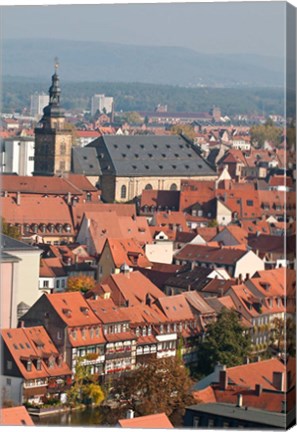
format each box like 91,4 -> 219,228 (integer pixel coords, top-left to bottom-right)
30,93 -> 49,118
34,62 -> 73,176
91,94 -> 114,116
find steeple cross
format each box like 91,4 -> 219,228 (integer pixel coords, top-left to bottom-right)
54,57 -> 59,73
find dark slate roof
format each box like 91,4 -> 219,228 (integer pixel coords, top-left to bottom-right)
1,234 -> 39,251
87,135 -> 216,177
72,147 -> 102,176
186,403 -> 286,428
164,267 -> 213,291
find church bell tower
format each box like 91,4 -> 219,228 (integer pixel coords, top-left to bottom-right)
34,59 -> 73,176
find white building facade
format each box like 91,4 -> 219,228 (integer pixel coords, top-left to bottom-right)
1,137 -> 35,176
91,94 -> 114,116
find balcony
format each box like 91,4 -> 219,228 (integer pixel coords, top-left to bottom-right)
105,348 -> 132,360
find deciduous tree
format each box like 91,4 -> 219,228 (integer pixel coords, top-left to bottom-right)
196,308 -> 252,376
108,357 -> 194,424
170,124 -> 196,141
67,275 -> 95,293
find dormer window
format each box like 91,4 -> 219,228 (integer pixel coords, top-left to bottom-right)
31,224 -> 38,234
27,360 -> 32,372
64,224 -> 71,233
36,359 -> 42,370
160,325 -> 164,334
40,224 -> 46,233
148,325 -> 152,336
80,307 -> 89,315
56,224 -> 63,233
48,223 -> 55,233
142,326 -> 147,336
136,327 -> 140,337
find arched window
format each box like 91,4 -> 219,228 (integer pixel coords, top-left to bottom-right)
121,185 -> 127,199
170,183 -> 177,191
145,184 -> 152,190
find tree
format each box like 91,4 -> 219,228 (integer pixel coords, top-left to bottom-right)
269,316 -> 296,356
250,121 -> 282,148
67,275 -> 96,293
170,124 -> 196,141
196,308 -> 252,376
208,219 -> 218,228
67,357 -> 105,407
108,357 -> 194,424
124,111 -> 142,124
1,218 -> 21,240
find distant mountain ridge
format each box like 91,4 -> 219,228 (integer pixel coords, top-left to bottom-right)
3,38 -> 284,87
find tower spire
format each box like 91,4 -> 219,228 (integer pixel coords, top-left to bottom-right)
49,57 -> 61,106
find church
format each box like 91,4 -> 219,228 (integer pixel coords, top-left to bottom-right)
74,135 -> 217,202
34,65 -> 217,202
34,61 -> 73,176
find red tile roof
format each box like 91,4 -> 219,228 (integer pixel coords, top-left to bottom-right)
106,238 -> 151,268
0,175 -> 84,195
118,412 -> 173,428
45,292 -> 101,327
0,406 -> 35,426
156,294 -> 194,321
87,298 -> 130,324
39,257 -> 66,278
1,326 -> 71,380
103,271 -> 164,307
72,203 -> 136,229
1,196 -> 74,233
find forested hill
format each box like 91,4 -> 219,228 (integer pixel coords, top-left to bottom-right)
3,77 -> 284,116
4,38 -> 284,87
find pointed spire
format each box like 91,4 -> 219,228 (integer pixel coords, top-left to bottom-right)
49,57 -> 61,106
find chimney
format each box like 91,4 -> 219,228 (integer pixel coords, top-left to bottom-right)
126,409 -> 134,419
273,371 -> 285,392
255,384 -> 262,396
19,320 -> 25,328
16,191 -> 21,206
236,394 -> 243,408
219,369 -> 228,390
187,284 -> 191,292
238,274 -> 242,283
245,273 -> 250,281
67,192 -> 72,205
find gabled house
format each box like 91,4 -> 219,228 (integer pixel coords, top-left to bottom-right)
98,238 -> 151,281
174,244 -> 264,279
20,292 -> 106,375
87,298 -> 137,376
0,326 -> 71,405
39,257 -> 68,294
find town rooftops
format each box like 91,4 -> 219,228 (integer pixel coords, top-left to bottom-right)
118,412 -> 174,428
87,135 -> 216,177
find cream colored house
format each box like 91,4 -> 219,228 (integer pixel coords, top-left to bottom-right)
1,235 -> 41,327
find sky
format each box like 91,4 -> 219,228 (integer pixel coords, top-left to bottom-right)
1,2 -> 287,57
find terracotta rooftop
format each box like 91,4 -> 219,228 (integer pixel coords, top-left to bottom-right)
118,412 -> 174,428
174,244 -> 246,265
0,406 -> 35,426
105,238 -> 151,269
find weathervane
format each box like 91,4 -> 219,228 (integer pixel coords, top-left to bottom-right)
54,57 -> 59,73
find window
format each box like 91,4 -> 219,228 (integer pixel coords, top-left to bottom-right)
145,184 -> 152,190
36,359 -> 41,370
60,143 -> 66,155
29,156 -> 34,161
57,331 -> 62,340
43,280 -> 49,288
170,183 -> 177,191
6,378 -> 11,386
246,200 -> 253,206
56,280 -> 60,289
59,160 -> 66,171
27,361 -> 32,372
7,360 -> 12,370
121,185 -> 127,199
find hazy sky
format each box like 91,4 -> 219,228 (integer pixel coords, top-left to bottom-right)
2,2 -> 286,57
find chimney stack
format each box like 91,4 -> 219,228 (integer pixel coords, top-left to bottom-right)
67,192 -> 72,205
16,191 -> 21,206
255,384 -> 262,396
219,369 -> 228,390
126,409 -> 134,419
236,394 -> 243,408
273,371 -> 285,392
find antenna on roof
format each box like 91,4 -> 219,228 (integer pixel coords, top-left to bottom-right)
54,56 -> 59,73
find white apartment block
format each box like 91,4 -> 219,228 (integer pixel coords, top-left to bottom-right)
91,94 -> 114,116
1,137 -> 35,176
30,93 -> 49,118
